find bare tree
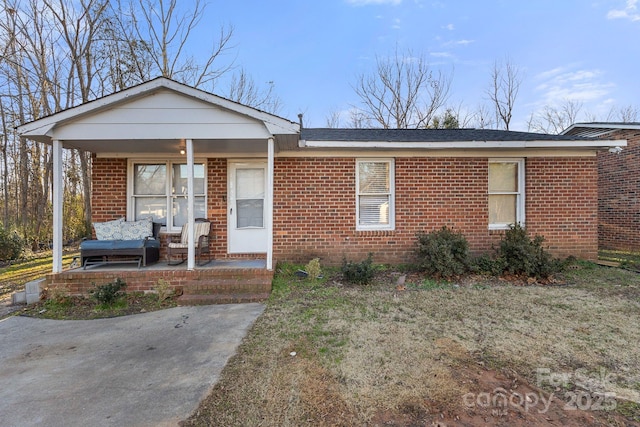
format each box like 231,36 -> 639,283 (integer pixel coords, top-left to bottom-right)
95,1 -> 156,93
225,68 -> 282,114
0,0 -> 243,249
527,99 -> 583,134
127,0 -> 234,88
486,58 -> 522,130
0,0 -> 58,245
352,47 -> 451,128
325,109 -> 343,128
606,104 -> 639,122
470,103 -> 495,129
42,0 -> 113,236
348,109 -> 372,129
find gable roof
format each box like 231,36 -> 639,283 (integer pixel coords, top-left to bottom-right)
562,122 -> 640,138
18,77 -> 299,142
300,128 -> 624,150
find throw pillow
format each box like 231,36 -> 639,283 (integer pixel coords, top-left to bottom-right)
121,217 -> 153,240
93,218 -> 124,240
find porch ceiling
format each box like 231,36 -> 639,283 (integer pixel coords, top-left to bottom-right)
61,135 -> 299,155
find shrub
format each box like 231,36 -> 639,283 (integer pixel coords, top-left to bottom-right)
471,254 -> 507,276
305,258 -> 321,280
154,278 -> 174,302
0,223 -> 24,262
415,226 -> 469,279
341,253 -> 376,285
90,278 -> 127,306
497,224 -> 562,279
45,284 -> 71,305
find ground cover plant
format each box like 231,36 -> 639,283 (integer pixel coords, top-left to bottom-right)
184,261 -> 640,426
15,278 -> 178,320
18,291 -> 178,320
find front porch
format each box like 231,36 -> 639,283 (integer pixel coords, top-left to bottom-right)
46,259 -> 274,305
17,78 -> 301,277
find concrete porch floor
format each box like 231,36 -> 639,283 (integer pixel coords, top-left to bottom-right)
72,258 -> 267,273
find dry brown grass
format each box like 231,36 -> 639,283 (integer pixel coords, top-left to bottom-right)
183,262 -> 640,426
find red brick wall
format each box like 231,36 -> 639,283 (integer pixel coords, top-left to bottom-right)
92,157 -> 127,223
597,129 -> 640,251
91,158 -> 231,258
526,158 -> 598,259
91,155 -> 599,265
272,157 -> 598,264
207,158 -> 228,258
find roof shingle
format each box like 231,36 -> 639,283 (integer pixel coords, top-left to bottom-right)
301,128 -> 593,142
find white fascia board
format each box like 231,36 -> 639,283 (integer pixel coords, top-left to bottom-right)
19,123 -> 55,139
301,139 -> 627,149
17,78 -> 300,138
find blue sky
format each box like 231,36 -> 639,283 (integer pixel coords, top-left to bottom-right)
197,0 -> 639,130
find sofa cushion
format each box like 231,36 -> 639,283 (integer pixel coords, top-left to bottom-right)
93,218 -> 124,240
120,217 -> 153,240
80,238 -> 160,251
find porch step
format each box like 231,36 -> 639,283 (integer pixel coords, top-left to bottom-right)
176,268 -> 274,305
44,263 -> 274,305
177,292 -> 270,306
181,278 -> 271,295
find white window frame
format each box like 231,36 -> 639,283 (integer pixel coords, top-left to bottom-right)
488,158 -> 525,230
356,158 -> 395,231
127,159 -> 207,232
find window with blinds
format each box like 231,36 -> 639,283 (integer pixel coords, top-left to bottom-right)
356,159 -> 394,230
488,159 -> 524,229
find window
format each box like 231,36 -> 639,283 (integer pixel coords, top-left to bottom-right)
235,168 -> 265,228
488,159 -> 524,229
130,161 -> 206,231
356,159 -> 394,230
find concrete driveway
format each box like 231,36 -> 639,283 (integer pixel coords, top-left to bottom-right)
0,304 -> 265,427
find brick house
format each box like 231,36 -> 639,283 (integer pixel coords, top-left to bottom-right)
562,123 -> 639,252
18,78 -> 625,281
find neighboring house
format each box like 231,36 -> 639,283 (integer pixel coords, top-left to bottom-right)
562,122 -> 640,252
18,78 -> 625,276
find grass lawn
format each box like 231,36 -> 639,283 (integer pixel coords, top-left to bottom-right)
0,250 -> 77,299
184,261 -> 640,426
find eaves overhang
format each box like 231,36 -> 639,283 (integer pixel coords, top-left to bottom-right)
299,139 -> 627,150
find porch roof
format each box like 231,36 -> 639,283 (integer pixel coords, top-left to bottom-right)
16,77 -> 300,155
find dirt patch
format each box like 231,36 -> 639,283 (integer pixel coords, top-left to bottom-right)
419,367 -> 634,427
15,292 -> 177,320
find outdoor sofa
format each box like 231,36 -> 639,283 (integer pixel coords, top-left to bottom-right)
80,217 -> 161,269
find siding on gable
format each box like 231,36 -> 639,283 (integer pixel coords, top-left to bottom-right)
597,129 -> 640,251
54,89 -> 272,141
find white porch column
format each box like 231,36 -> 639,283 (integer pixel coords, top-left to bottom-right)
186,138 -> 195,270
266,137 -> 274,270
52,139 -> 63,273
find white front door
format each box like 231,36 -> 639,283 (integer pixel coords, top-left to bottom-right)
228,161 -> 268,253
